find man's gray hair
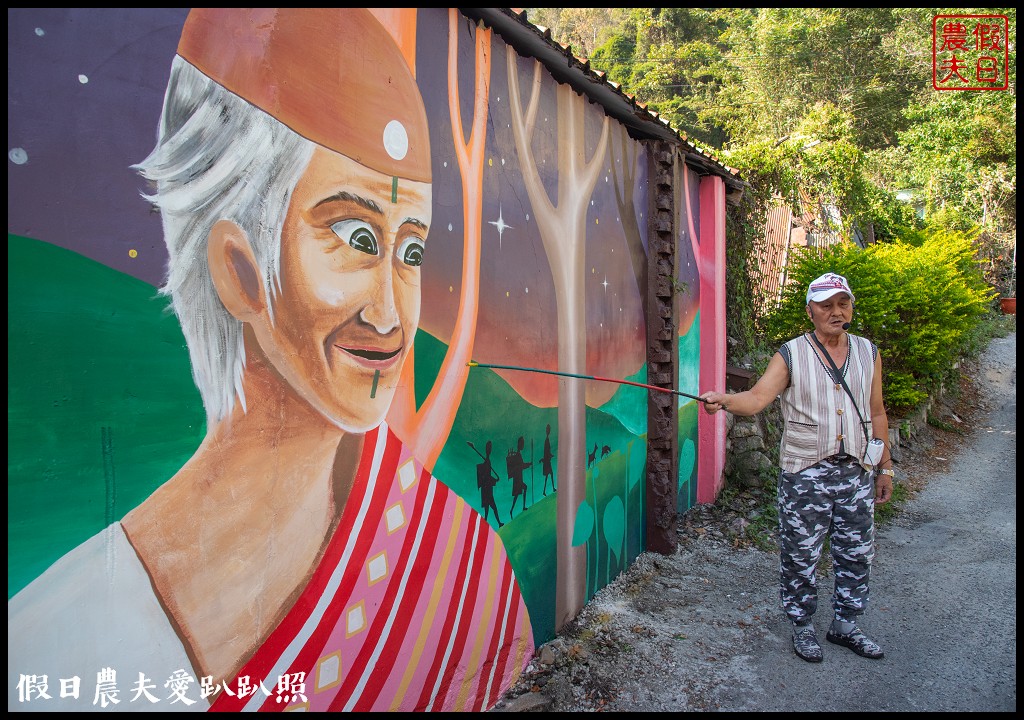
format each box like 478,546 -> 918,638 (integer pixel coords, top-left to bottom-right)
134,56 -> 315,422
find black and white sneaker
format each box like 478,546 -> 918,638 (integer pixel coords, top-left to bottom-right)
792,624 -> 823,663
826,627 -> 884,659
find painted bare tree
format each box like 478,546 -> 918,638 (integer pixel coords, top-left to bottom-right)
506,46 -> 609,630
609,124 -> 648,324
388,10 -> 492,471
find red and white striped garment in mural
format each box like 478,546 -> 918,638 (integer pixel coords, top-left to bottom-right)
208,422 -> 534,712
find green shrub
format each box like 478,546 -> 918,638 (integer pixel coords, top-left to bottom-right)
762,227 -> 995,416
883,372 -> 927,413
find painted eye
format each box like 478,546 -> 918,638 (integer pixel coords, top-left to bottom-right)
398,236 -> 425,267
331,219 -> 379,256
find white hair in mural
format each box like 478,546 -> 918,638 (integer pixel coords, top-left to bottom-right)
134,57 -> 315,422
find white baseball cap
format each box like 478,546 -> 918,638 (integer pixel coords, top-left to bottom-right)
806,272 -> 855,304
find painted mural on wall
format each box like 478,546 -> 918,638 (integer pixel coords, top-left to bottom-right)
676,164 -> 703,514
8,8 -> 655,712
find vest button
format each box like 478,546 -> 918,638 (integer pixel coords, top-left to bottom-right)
836,434 -> 844,441
837,408 -> 844,415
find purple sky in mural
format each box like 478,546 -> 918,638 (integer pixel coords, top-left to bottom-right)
414,9 -> 648,407
8,8 -> 189,287
8,8 -> 650,409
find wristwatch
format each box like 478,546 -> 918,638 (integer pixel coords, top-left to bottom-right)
878,468 -> 895,477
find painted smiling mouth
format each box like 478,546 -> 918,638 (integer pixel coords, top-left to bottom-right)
339,346 -> 401,362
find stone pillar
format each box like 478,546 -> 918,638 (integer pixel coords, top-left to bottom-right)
645,142 -> 679,554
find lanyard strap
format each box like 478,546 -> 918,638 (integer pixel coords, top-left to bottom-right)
807,333 -> 870,444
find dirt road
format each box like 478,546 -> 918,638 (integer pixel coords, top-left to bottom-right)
494,332 -> 1016,712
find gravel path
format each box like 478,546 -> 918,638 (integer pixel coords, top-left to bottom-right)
494,332 -> 1016,712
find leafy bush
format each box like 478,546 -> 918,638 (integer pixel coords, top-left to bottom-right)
858,181 -> 924,244
762,228 -> 995,416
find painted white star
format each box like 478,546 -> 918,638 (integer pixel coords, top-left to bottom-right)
488,207 -> 513,249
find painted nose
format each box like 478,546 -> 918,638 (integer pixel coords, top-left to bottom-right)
358,264 -> 400,334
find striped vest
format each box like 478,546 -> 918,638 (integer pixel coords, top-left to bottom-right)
779,333 -> 875,473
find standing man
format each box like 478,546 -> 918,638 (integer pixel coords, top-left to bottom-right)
700,272 -> 894,664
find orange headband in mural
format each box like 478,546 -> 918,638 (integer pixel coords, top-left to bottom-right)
177,8 -> 431,183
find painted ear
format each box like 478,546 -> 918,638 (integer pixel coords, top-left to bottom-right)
207,219 -> 265,320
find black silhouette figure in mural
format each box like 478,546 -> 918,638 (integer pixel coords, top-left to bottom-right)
541,424 -> 556,496
587,443 -> 598,469
507,436 -> 532,517
601,444 -> 611,458
473,440 -> 503,528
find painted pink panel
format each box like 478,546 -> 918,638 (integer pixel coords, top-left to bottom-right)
697,176 -> 727,503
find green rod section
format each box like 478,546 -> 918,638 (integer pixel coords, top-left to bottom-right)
467,361 -> 708,403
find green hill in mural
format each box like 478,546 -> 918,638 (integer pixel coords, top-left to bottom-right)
8,234 -> 660,646
411,332 -> 651,643
677,322 -> 702,512
8,235 -> 205,598
411,331 -> 647,516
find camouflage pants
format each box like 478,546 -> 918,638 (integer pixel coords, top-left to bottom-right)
777,455 -> 875,624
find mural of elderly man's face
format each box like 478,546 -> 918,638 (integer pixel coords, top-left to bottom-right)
252,145 -> 430,431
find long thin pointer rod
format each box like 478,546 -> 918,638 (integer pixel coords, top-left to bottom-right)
467,361 -> 709,403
